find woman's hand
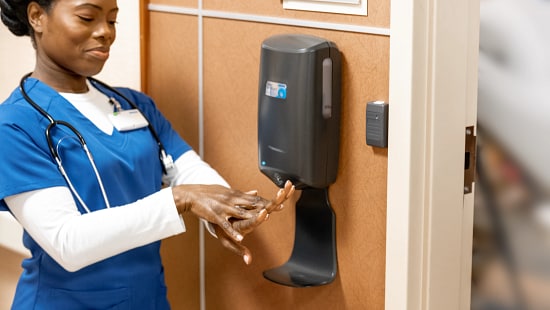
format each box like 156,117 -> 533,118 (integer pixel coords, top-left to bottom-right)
171,180 -> 295,245
213,181 -> 295,264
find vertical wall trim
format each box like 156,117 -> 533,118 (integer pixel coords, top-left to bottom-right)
386,0 -> 479,308
198,5 -> 205,159
139,0 -> 148,91
197,0 -> 206,309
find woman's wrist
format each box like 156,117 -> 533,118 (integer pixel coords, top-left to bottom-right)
171,185 -> 192,214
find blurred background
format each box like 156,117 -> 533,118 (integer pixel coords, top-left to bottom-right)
472,0 -> 550,309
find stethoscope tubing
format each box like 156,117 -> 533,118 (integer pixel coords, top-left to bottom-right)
18,73 -> 169,213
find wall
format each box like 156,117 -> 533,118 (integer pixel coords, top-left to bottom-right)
146,1 -> 390,309
0,2 -> 141,253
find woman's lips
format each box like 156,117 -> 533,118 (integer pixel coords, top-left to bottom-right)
87,48 -> 110,61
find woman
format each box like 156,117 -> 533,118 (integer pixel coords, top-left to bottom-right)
0,0 -> 294,308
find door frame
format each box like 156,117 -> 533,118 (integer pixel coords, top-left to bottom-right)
385,0 -> 479,308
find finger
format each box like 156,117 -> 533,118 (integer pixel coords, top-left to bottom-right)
236,184 -> 293,211
217,217 -> 244,242
265,181 -> 295,213
232,209 -> 268,235
280,181 -> 295,201
239,190 -> 259,208
215,226 -> 253,265
225,205 -> 256,220
273,181 -> 294,205
285,181 -> 296,199
229,196 -> 265,210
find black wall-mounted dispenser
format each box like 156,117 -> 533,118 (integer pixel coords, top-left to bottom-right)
258,34 -> 341,287
258,34 -> 341,189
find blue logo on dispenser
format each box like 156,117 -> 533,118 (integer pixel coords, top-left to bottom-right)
265,81 -> 287,100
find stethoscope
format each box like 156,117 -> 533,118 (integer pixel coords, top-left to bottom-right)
19,73 -> 174,213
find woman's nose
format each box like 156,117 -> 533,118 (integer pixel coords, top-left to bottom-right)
94,20 -> 115,42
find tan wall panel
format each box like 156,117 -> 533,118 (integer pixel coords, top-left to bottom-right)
204,0 -> 389,28
160,216 -> 201,309
147,12 -> 200,150
150,0 -> 197,8
147,12 -> 201,310
149,0 -> 389,29
202,18 -> 388,310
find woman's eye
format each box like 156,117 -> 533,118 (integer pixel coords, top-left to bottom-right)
109,20 -> 118,26
78,16 -> 93,22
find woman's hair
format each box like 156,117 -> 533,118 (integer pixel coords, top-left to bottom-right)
0,0 -> 54,36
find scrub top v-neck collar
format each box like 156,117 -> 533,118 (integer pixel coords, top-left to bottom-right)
59,80 -> 115,136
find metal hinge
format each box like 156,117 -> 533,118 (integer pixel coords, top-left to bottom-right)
464,126 -> 476,194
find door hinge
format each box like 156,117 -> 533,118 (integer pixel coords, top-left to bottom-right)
464,126 -> 476,194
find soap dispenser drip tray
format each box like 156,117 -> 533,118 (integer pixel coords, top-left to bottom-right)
263,187 -> 337,287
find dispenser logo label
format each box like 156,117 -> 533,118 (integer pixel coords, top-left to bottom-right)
265,81 -> 287,100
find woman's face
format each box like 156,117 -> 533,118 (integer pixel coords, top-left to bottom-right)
33,0 -> 118,78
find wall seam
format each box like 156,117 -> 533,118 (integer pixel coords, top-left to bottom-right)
197,0 -> 206,309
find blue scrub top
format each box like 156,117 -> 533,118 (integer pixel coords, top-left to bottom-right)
0,78 -> 192,309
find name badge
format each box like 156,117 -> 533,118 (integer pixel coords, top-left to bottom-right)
108,109 -> 149,131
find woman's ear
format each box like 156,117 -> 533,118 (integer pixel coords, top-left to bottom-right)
27,2 -> 46,34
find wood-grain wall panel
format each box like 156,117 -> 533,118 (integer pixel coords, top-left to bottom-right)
147,12 -> 201,310
146,0 -> 390,308
147,12 -> 200,150
202,18 -> 389,310
148,0 -> 389,29
150,0 -> 197,8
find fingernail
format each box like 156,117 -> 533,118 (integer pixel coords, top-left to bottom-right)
236,234 -> 243,242
258,209 -> 268,221
243,254 -> 251,265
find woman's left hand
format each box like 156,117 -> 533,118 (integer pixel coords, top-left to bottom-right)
214,181 -> 295,264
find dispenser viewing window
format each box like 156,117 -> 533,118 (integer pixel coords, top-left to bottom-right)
258,34 -> 342,190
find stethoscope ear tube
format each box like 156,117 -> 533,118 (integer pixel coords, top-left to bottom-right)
20,73 -> 54,124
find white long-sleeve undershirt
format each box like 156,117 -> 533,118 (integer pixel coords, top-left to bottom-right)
5,150 -> 229,272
